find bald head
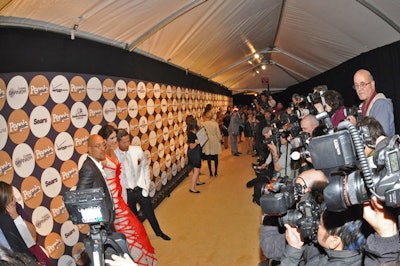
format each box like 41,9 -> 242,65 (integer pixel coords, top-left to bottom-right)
87,134 -> 106,162
300,115 -> 319,134
353,69 -> 376,102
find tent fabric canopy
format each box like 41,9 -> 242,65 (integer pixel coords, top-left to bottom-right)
1,0 -> 399,94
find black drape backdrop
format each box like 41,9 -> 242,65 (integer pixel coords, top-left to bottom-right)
0,27 -> 231,97
274,40 -> 400,133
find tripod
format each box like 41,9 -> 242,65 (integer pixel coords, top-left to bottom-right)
84,224 -> 132,266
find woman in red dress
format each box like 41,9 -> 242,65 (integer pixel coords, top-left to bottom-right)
98,125 -> 157,266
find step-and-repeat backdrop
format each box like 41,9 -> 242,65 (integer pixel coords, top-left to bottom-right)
0,72 -> 231,265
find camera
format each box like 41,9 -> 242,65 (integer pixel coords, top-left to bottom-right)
344,105 -> 363,122
290,132 -> 311,161
259,177 -> 321,242
324,134 -> 400,211
279,193 -> 321,243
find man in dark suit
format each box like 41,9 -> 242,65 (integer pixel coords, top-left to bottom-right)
77,134 -> 115,229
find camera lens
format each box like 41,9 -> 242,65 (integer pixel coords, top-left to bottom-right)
324,171 -> 369,212
278,209 -> 302,227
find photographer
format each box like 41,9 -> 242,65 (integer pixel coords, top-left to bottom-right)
314,90 -> 345,128
259,128 -> 293,179
282,207 -> 365,265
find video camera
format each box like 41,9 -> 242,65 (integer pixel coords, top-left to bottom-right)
64,188 -> 132,266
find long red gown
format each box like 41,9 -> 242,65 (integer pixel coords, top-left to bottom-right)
103,155 -> 157,265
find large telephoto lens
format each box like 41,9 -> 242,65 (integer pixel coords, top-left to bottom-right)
323,171 -> 369,212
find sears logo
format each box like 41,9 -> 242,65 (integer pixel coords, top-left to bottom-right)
115,79 -> 127,100
30,106 -> 51,138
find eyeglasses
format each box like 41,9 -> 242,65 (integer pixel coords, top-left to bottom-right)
352,81 -> 371,90
90,142 -> 107,149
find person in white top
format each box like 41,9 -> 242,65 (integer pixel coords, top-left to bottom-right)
115,128 -> 171,241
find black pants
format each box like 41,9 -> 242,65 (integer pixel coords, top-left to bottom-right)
127,187 -> 162,235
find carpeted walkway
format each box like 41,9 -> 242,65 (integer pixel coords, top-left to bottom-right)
143,141 -> 265,265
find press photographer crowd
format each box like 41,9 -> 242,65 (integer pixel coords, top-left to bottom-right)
244,69 -> 399,265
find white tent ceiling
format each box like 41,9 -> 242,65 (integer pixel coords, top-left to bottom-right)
1,0 -> 400,94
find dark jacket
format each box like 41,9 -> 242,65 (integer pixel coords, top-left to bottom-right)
281,245 -> 363,266
77,157 -> 115,227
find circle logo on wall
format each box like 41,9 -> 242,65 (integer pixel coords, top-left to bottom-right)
176,86 -> 182,99
138,99 -> 147,117
60,160 -> 79,188
166,85 -> 172,99
88,101 -> 103,125
118,120 -> 129,133
129,118 -> 139,137
141,133 -> 150,151
128,99 -> 138,118
127,80 -> 137,99
44,232 -> 64,259
74,128 -> 89,155
149,130 -> 157,147
7,75 -> 29,110
154,98 -> 161,114
103,100 -> 117,122
29,74 -> 50,106
162,113 -> 168,127
156,128 -> 163,144
58,255 -> 77,266
30,105 -> 51,138
137,81 -> 146,99
155,176 -> 162,191
8,109 -> 30,144
34,137 -> 55,169
147,98 -> 155,115
162,126 -> 169,141
0,151 -> 13,183
55,132 -> 75,161
12,186 -> 24,208
50,195 -> 69,224
21,176 -> 43,209
51,103 -> 71,133
154,83 -> 161,99
61,220 -> 80,246
72,242 -> 88,265
172,98 -> 178,112
153,161 -> 160,178
0,114 -> 8,150
151,146 -> 158,162
86,77 -> 102,101
139,116 -> 148,134
0,78 -> 6,111
167,112 -> 174,126
70,102 -> 88,129
160,84 -> 167,99
158,143 -> 165,158
41,167 -> 62,198
146,82 -> 154,99
70,76 -> 87,102
50,75 -> 69,103
181,98 -> 186,111
147,115 -> 155,131
161,98 -> 168,113
155,114 -> 162,129
12,143 -> 35,178
115,79 -> 127,100
102,78 -> 116,100
161,171 -> 167,186
32,206 -> 54,236
117,100 -> 128,120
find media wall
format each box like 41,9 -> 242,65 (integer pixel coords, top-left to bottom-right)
0,71 -> 231,265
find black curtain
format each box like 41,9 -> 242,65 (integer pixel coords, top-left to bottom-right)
274,40 -> 400,133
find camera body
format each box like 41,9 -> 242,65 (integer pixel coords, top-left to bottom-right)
259,177 -> 321,242
324,135 -> 400,211
344,105 -> 363,122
